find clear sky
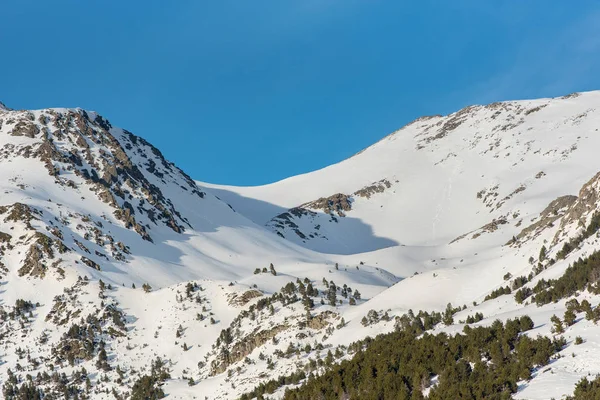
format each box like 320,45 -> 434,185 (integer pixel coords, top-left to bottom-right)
2,1 -> 600,185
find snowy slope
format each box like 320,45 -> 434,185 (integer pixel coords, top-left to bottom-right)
0,105 -> 396,399
203,91 -> 600,255
3,91 -> 600,399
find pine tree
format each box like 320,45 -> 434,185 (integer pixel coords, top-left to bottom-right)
325,350 -> 334,366
96,348 -> 110,371
564,309 -> 576,326
442,303 -> 454,326
539,245 -> 547,261
327,283 -> 337,306
551,314 -> 564,333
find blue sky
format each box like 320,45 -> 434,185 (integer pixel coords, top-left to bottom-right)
2,1 -> 600,185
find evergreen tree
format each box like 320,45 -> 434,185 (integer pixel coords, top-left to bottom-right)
539,245 -> 547,261
327,283 -> 337,306
550,314 -> 564,333
564,309 -> 576,326
442,303 -> 454,326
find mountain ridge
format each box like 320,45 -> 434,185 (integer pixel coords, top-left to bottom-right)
203,90 -> 600,254
2,90 -> 600,399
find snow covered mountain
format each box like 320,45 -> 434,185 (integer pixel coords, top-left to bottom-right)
204,91 -> 600,255
3,91 -> 600,399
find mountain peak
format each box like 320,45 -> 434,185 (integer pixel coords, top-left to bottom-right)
3,90 -> 600,399
0,106 -> 212,246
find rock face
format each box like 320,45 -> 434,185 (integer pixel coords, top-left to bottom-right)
517,195 -> 578,241
354,179 -> 392,199
303,193 -> 353,217
210,324 -> 289,375
510,171 -> 600,260
229,289 -> 263,306
0,107 -> 207,242
266,180 -> 394,245
557,172 -> 600,232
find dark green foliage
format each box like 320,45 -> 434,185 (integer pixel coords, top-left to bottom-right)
393,310 -> 441,334
518,315 -> 535,331
361,310 -> 379,326
2,381 -> 44,400
442,303 -> 461,326
564,309 -> 576,327
539,245 -> 547,262
557,212 -> 600,260
131,357 -> 170,400
550,315 -> 564,334
585,212 -> 600,239
283,317 -> 559,400
131,376 -> 165,400
566,298 -> 581,312
579,299 -> 592,315
511,276 -> 528,290
531,250 -> 600,306
465,312 -> 484,324
327,282 -> 337,306
566,375 -> 600,399
2,368 -> 84,399
586,305 -> 600,323
484,286 -> 511,302
514,287 -> 532,304
96,347 -> 111,371
239,370 -> 306,400
557,242 -> 574,260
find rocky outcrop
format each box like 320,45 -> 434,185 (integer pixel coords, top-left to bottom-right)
558,172 -> 600,230
307,310 -> 336,330
266,179 -> 394,242
0,107 -> 209,243
229,289 -> 263,307
450,217 -> 509,244
303,193 -> 353,217
511,172 -> 600,249
210,324 -> 289,375
516,195 -> 578,241
18,232 -> 68,278
354,179 -> 392,199
0,202 -> 41,229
